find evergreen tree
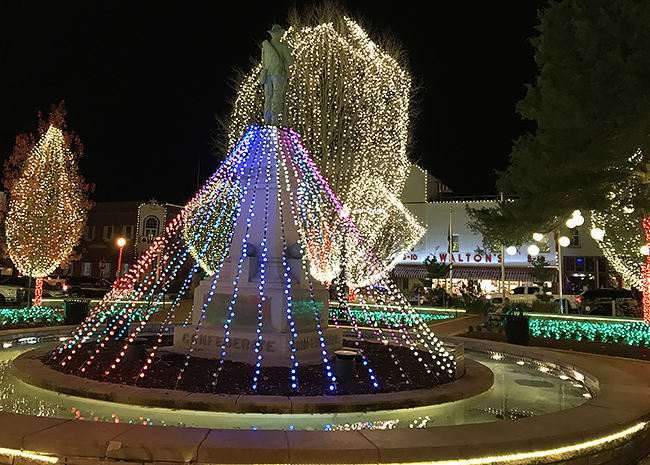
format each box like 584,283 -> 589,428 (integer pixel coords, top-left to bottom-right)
502,0 -> 650,219
467,0 -> 650,309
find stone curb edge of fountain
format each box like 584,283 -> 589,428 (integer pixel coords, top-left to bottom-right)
3,338 -> 650,464
11,344 -> 494,414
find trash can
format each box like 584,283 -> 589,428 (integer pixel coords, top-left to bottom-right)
125,337 -> 148,362
505,313 -> 530,346
64,298 -> 90,325
334,349 -> 357,382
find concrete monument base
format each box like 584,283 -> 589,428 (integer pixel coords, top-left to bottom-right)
172,324 -> 343,366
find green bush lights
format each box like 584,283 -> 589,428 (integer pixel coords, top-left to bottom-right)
329,308 -> 451,327
529,318 -> 650,346
0,306 -> 64,327
2,304 -> 648,348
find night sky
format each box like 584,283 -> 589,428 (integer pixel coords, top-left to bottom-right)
1,1 -> 547,205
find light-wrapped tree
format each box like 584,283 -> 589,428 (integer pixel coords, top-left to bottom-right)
4,102 -> 93,306
467,0 -> 650,320
222,3 -> 425,280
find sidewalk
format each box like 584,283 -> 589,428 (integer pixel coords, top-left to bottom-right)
429,313 -> 484,337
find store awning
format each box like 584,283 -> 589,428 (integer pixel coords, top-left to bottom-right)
391,264 -> 428,278
392,264 -> 557,282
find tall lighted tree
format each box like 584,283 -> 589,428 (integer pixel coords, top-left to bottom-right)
467,0 -> 650,321
223,3 -> 425,279
4,103 -> 93,306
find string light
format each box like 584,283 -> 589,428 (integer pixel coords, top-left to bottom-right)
227,17 -> 425,275
5,121 -> 91,307
51,124 -> 454,393
589,150 -> 646,291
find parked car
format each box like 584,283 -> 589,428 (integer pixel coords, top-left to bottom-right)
488,285 -> 579,311
0,279 -> 22,306
575,288 -> 639,316
44,275 -> 69,290
0,276 -> 66,301
487,286 -> 546,304
64,276 -> 114,298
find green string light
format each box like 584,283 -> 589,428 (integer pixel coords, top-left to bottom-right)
0,306 -> 63,326
529,317 -> 650,346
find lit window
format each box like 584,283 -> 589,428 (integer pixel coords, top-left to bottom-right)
101,263 -> 112,278
82,262 -> 92,276
143,216 -> 159,242
538,235 -> 550,253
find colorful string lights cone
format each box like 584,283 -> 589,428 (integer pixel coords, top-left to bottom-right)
52,125 -> 454,394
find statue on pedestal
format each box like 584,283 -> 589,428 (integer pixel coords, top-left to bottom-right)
260,24 -> 293,125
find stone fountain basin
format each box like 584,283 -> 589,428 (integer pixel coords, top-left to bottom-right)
2,337 -> 650,465
12,344 -> 492,414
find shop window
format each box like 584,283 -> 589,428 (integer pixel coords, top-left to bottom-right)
564,257 -> 575,272
575,257 -> 585,272
585,257 -> 596,272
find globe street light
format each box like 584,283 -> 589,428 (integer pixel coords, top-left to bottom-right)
591,228 -> 605,241
116,237 -> 126,277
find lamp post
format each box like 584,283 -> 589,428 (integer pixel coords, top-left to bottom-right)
558,235 -> 571,314
504,246 -> 517,301
116,237 -> 126,278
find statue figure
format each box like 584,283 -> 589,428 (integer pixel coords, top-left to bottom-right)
260,24 -> 293,125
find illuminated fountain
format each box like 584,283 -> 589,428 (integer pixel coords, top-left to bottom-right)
45,125 -> 455,398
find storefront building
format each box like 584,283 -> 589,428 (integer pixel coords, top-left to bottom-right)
394,166 -> 611,297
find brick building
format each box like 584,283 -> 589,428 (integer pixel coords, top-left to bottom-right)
60,200 -> 182,279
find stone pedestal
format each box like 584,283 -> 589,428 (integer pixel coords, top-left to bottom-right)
173,126 -> 342,365
173,325 -> 342,366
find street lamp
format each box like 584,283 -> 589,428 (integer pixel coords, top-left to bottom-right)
558,235 -> 571,314
116,237 -> 126,277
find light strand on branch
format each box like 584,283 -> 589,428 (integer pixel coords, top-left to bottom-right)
227,16 -> 424,272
